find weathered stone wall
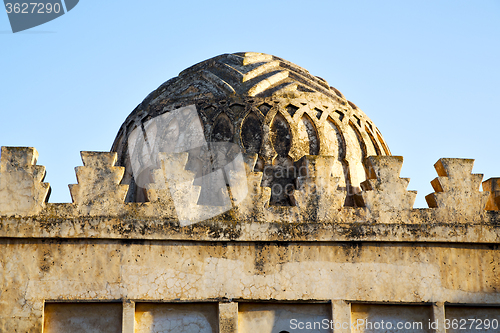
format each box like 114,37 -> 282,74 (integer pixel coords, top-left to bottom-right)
0,146 -> 499,332
1,239 -> 499,332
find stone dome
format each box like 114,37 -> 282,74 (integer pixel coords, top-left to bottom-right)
112,52 -> 390,206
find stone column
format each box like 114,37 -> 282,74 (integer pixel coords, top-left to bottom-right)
122,300 -> 135,333
431,302 -> 446,333
331,300 -> 351,333
219,302 -> 238,333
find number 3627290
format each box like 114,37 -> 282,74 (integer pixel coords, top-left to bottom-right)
5,3 -> 62,14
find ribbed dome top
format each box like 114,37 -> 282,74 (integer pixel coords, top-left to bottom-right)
112,52 -> 390,206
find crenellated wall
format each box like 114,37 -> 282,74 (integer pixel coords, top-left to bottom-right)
1,146 -> 499,221
1,146 -> 499,332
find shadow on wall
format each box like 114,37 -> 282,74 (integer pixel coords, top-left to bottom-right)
238,303 -> 331,333
44,302 -> 219,333
135,303 -> 218,333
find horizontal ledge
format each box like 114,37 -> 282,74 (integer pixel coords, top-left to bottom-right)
0,212 -> 499,244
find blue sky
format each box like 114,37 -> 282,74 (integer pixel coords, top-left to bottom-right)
1,1 -> 499,207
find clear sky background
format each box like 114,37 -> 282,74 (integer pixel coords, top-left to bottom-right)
1,0 -> 499,207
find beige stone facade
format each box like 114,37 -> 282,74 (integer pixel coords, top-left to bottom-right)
1,53 -> 499,332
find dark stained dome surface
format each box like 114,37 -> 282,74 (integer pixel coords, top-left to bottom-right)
112,52 -> 390,205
